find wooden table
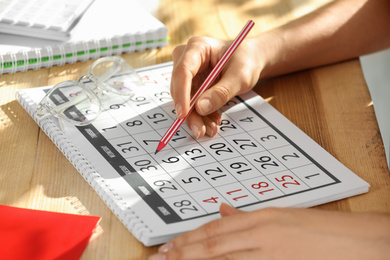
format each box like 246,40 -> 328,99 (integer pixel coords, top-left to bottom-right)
1,0 -> 389,259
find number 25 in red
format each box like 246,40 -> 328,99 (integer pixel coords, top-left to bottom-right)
275,175 -> 300,188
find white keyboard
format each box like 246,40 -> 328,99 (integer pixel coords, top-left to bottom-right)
0,0 -> 95,41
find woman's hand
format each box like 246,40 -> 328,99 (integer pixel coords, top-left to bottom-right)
150,204 -> 390,260
170,36 -> 263,139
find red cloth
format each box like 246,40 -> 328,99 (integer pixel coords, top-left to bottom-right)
0,205 -> 101,260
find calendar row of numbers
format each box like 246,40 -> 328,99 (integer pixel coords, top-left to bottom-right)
95,98 -> 270,140
128,143 -> 318,176
157,164 -> 335,219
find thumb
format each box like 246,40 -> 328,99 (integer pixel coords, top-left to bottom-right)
219,203 -> 243,217
195,73 -> 241,116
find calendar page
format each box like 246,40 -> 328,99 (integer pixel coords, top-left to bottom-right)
19,62 -> 369,245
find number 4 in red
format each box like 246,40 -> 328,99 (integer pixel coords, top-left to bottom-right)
203,197 -> 219,203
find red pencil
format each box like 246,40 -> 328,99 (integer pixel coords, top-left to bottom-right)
155,20 -> 255,154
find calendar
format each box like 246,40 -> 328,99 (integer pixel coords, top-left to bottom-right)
17,62 -> 370,246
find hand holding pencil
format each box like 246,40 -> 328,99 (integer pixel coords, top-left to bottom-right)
156,20 -> 256,153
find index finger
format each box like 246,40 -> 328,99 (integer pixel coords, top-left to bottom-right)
159,207 -> 287,253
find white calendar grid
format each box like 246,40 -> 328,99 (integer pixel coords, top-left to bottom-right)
51,63 -> 340,224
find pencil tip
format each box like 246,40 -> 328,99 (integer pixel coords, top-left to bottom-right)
154,150 -> 159,155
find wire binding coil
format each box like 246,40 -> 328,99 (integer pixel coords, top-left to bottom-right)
9,52 -> 17,74
57,45 -> 66,66
45,46 -> 54,68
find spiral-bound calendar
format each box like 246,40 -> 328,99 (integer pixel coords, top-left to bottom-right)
16,62 -> 369,246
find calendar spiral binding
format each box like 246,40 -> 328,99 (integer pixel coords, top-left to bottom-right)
0,27 -> 167,75
16,89 -> 152,241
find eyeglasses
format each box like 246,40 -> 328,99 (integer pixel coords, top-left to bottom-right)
36,56 -> 142,131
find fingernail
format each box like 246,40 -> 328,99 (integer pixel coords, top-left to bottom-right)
158,242 -> 174,253
198,98 -> 213,115
190,124 -> 201,139
149,253 -> 166,260
207,122 -> 217,137
175,104 -> 182,118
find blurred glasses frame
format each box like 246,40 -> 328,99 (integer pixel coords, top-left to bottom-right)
35,56 -> 142,132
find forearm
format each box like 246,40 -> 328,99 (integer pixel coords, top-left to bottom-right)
258,0 -> 390,79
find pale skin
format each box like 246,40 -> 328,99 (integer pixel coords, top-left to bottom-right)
149,204 -> 390,260
149,0 -> 390,259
